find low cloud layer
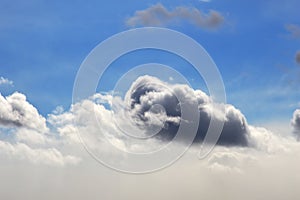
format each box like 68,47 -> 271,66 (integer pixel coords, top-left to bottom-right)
126,3 -> 224,29
0,140 -> 80,166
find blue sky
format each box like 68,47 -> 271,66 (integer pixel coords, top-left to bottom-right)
1,0 -> 300,125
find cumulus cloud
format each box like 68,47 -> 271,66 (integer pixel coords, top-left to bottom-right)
0,76 -> 13,86
286,24 -> 300,39
0,92 -> 48,132
120,75 -> 249,146
0,92 -> 80,166
126,3 -> 224,29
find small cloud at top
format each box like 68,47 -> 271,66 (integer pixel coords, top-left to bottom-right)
125,3 -> 224,30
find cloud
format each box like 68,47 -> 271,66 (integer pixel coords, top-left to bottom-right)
0,92 -> 81,166
0,76 -> 300,199
296,51 -> 300,65
2,143 -> 300,200
0,75 -> 299,168
49,75 -> 299,152
286,24 -> 300,39
0,140 -> 80,166
0,92 -> 48,132
122,75 -> 249,146
0,126 -> 81,166
126,3 -> 224,29
292,109 -> 300,137
0,76 -> 13,86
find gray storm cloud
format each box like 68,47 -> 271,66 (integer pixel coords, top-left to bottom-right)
123,76 -> 249,146
126,3 -> 224,29
292,109 -> 300,137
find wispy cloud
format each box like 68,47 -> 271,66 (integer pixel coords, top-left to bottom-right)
126,3 -> 224,29
0,77 -> 13,86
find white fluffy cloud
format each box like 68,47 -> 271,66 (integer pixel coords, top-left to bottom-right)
0,92 -> 80,166
126,3 -> 224,29
0,92 -> 48,132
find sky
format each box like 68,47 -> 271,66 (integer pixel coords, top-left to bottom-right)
1,0 -> 300,123
1,0 -> 300,199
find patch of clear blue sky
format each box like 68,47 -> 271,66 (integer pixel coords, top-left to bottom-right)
0,0 -> 300,124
